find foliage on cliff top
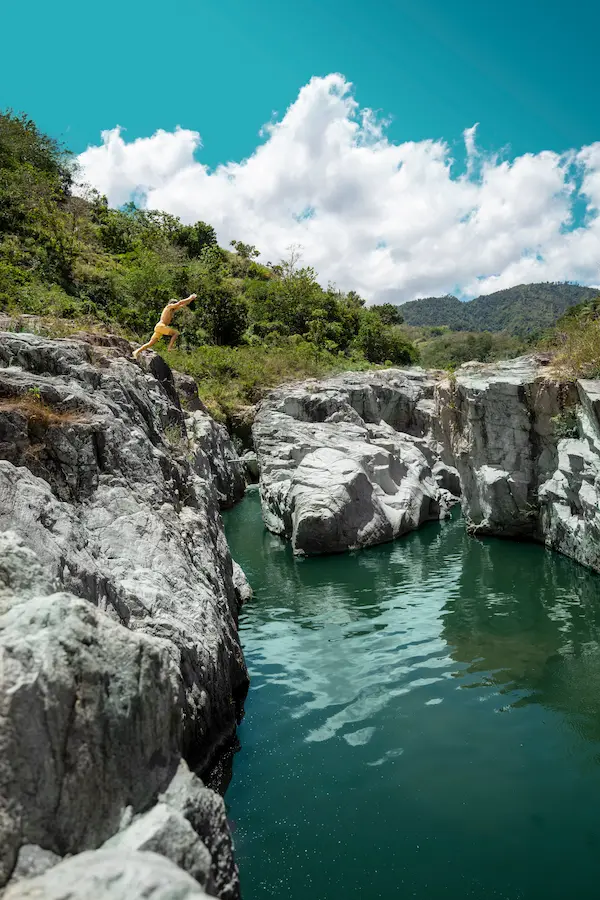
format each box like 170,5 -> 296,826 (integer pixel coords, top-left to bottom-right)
543,297 -> 600,379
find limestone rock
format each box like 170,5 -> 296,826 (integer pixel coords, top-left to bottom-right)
2,850 -> 212,900
103,804 -> 213,892
160,760 -> 241,900
8,845 -> 61,882
0,331 -> 249,890
435,356 -> 600,573
0,585 -> 181,885
253,369 -> 455,554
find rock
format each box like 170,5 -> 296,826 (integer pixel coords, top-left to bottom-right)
435,356 -> 600,573
240,450 -> 259,483
7,845 -> 62,882
103,804 -> 213,892
0,331 -> 249,889
160,760 -> 241,900
0,580 -> 182,884
2,850 -> 212,900
173,372 -> 210,414
186,409 -> 246,508
253,369 -> 456,554
538,379 -> 600,571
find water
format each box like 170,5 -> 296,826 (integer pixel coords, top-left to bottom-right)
223,488 -> 600,900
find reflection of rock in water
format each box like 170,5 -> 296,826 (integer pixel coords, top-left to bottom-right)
440,530 -> 600,742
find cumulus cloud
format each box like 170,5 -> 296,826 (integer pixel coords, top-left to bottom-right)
76,74 -> 600,303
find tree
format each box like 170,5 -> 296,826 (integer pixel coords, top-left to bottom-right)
176,221 -> 217,258
355,312 -> 418,365
371,303 -> 404,326
230,239 -> 259,260
194,279 -> 248,346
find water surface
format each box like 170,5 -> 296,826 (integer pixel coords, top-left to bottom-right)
224,489 -> 600,900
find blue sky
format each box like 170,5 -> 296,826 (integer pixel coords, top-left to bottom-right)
2,0 -> 597,163
2,0 -> 599,301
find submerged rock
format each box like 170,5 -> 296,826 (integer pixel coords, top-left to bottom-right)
0,332 -> 248,893
253,369 -> 459,554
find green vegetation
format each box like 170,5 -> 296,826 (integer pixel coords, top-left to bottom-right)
400,283 -> 598,337
2,109 -> 598,412
542,297 -> 600,379
404,326 -> 526,369
0,110 -> 419,415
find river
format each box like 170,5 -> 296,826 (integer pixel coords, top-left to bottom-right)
223,487 -> 600,900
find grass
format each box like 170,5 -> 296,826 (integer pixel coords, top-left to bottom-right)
161,340 -> 374,422
548,316 -> 600,380
0,391 -> 87,428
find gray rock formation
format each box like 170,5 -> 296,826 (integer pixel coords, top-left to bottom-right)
254,358 -> 600,572
253,369 -> 459,554
0,332 -> 248,893
3,850 -> 213,900
435,356 -> 600,572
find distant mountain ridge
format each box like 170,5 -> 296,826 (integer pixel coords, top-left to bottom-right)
399,283 -> 599,336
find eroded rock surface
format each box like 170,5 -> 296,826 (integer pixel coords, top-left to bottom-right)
3,850 -> 213,900
253,369 -> 459,554
0,332 -> 248,894
435,356 -> 600,572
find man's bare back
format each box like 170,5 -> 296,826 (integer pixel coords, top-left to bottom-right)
133,294 -> 197,358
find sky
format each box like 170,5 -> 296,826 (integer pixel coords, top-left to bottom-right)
1,0 -> 599,303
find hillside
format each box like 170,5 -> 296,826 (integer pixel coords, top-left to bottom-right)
0,110 -> 417,419
400,283 -> 599,336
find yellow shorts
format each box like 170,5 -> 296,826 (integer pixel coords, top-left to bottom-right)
153,323 -> 177,336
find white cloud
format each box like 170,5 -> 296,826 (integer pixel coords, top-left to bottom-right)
76,74 -> 600,303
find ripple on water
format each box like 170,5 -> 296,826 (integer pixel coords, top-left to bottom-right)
224,493 -> 600,900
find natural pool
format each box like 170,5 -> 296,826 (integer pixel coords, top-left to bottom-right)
223,488 -> 600,900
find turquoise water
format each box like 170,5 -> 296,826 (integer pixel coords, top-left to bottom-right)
223,489 -> 600,900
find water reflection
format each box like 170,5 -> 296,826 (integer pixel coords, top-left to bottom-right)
224,491 -> 600,900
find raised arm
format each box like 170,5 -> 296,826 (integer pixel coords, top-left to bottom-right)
170,293 -> 197,310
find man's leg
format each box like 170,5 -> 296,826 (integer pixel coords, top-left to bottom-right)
167,329 -> 180,351
133,331 -> 161,359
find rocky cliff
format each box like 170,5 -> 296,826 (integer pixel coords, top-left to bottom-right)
0,332 -> 249,898
436,357 -> 600,572
253,358 -> 600,574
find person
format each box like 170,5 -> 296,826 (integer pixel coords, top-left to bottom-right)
133,294 -> 197,359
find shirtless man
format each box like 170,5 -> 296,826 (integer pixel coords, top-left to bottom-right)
133,294 -> 197,359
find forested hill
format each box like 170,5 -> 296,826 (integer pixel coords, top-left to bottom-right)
399,283 -> 599,336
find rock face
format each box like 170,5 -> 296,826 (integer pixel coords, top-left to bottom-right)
0,332 -> 248,895
253,369 -> 459,555
254,358 -> 600,573
435,356 -> 600,572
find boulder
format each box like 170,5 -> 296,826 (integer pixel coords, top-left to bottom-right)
253,369 -> 456,554
102,804 -> 213,892
2,850 -> 212,900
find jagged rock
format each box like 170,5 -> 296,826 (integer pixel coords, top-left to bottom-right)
253,369 -> 456,554
186,409 -> 246,508
240,450 -> 259,482
160,760 -> 240,900
103,804 -> 213,892
435,356 -> 600,572
173,371 -> 210,414
0,331 -> 250,890
538,379 -> 600,571
0,580 -> 182,884
7,845 -> 61,882
2,850 -> 212,900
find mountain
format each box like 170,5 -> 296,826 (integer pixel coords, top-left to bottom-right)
399,283 -> 599,336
